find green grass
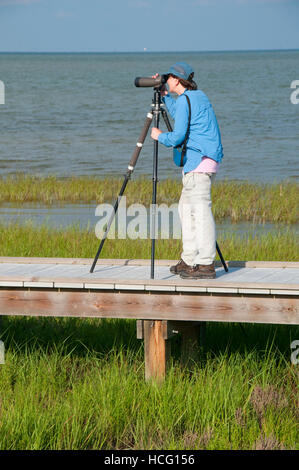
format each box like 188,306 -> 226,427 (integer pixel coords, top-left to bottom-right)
0,222 -> 298,261
0,174 -> 298,223
0,316 -> 298,450
0,176 -> 298,450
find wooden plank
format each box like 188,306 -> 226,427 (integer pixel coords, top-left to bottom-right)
255,269 -> 299,284
84,283 -> 114,290
23,282 -> 54,288
0,264 -> 87,280
0,264 -> 56,276
220,268 -> 275,283
37,265 -> 93,277
239,288 -> 270,295
54,282 -> 84,289
176,286 -> 207,293
145,285 -> 176,292
226,261 -> 299,268
271,289 -> 299,296
0,265 -> 28,275
0,257 -> 298,269
0,261 -> 298,293
115,284 -> 145,291
0,271 -> 298,293
0,281 -> 23,287
90,265 -> 140,278
8,264 -> 299,283
101,266 -> 150,280
207,287 -> 239,294
0,272 -> 298,293
0,289 -> 298,325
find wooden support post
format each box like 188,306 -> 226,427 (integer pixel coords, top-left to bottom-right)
137,319 -> 205,380
143,320 -> 171,382
199,321 -> 206,349
179,322 -> 202,365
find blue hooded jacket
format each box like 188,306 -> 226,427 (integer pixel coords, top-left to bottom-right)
158,89 -> 223,173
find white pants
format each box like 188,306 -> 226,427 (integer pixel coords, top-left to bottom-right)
178,172 -> 216,266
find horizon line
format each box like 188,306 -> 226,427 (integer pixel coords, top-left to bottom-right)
0,47 -> 299,54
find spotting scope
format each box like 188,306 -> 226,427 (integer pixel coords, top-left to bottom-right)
134,74 -> 169,88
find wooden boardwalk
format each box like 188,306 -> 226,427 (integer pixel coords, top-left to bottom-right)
0,257 -> 298,380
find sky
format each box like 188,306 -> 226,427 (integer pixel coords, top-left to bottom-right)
0,0 -> 298,52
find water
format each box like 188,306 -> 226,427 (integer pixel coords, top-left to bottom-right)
0,50 -> 298,182
1,202 -> 297,240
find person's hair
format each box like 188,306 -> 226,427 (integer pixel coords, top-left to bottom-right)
170,73 -> 197,90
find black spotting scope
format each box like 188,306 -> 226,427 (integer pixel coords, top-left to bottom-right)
134,74 -> 169,88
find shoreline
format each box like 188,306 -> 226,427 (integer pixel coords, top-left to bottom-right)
0,175 -> 297,224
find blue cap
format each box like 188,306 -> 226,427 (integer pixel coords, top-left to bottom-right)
167,62 -> 194,81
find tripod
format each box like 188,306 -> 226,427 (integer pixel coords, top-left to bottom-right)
90,86 -> 228,277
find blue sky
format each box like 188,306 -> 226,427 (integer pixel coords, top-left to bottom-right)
0,0 -> 298,52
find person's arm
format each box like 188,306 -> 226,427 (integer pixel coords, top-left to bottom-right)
158,95 -> 189,148
162,94 -> 176,119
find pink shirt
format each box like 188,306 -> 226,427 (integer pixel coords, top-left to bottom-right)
190,156 -> 219,174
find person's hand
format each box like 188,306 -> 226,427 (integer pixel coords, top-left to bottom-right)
151,73 -> 168,97
151,127 -> 162,141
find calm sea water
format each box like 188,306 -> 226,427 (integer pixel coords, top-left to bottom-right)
0,51 -> 298,182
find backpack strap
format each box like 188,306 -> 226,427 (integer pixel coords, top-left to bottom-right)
180,94 -> 191,166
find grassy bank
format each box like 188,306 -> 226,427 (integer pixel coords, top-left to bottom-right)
0,174 -> 298,224
0,316 -> 298,450
0,222 -> 298,261
0,177 -> 298,450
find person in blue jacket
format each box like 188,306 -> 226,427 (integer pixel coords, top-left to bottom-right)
151,62 -> 223,279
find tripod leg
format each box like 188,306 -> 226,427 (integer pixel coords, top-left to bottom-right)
90,175 -> 129,273
90,111 -> 153,273
161,108 -> 173,132
127,112 -> 153,173
151,112 -> 160,279
216,241 -> 229,272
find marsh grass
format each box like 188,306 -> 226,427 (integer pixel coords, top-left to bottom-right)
0,174 -> 298,224
0,175 -> 298,450
0,221 -> 297,261
0,316 -> 298,450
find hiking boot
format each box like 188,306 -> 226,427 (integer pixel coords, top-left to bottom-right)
180,262 -> 216,279
170,259 -> 190,275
